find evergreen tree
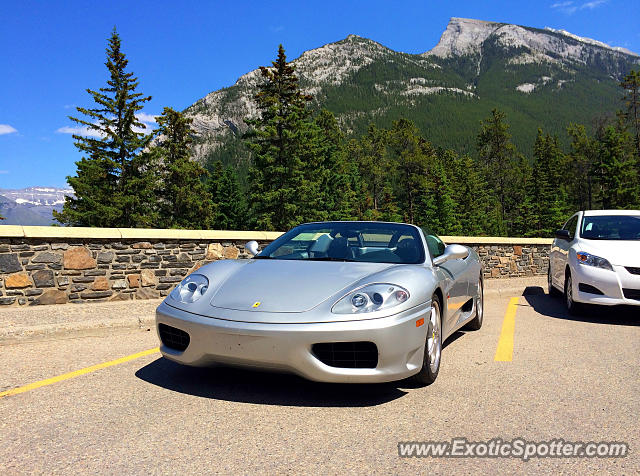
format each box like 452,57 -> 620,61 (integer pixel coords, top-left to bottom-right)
353,124 -> 398,220
388,119 -> 431,225
153,107 -> 213,229
566,123 -> 598,210
476,109 -> 522,235
245,44 -> 314,230
447,151 -> 499,236
527,129 -> 569,236
428,150 -> 459,235
594,123 -> 638,209
208,161 -> 247,229
55,29 -> 153,227
620,69 -> 640,160
313,109 -> 357,220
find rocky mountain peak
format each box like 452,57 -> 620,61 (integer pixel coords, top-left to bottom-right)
426,17 -> 501,58
425,17 -> 638,62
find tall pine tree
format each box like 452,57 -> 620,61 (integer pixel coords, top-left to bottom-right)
55,29 -> 153,227
620,69 -> 640,161
208,161 -> 247,230
153,107 -> 213,229
245,44 -> 314,230
476,109 -> 522,235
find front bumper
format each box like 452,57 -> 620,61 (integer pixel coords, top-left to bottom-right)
155,300 -> 431,383
572,263 -> 640,306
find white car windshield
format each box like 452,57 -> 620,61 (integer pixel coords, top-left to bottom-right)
256,222 -> 426,264
580,215 -> 640,241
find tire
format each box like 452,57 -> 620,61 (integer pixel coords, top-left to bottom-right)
564,271 -> 582,315
548,265 -> 562,297
412,295 -> 442,386
465,277 -> 483,331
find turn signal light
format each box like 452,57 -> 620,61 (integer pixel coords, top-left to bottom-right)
416,318 -> 424,327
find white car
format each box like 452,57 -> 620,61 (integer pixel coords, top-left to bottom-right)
549,210 -> 640,314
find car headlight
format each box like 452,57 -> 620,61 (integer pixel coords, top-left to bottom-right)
576,252 -> 613,271
170,274 -> 209,303
332,283 -> 410,314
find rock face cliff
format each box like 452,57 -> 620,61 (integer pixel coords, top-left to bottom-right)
185,17 -> 639,163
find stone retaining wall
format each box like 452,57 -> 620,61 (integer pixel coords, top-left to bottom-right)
0,226 -> 552,306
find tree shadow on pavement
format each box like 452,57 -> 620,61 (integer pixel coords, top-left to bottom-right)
522,286 -> 640,326
135,358 -> 410,407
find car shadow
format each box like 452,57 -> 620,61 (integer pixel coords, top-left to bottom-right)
135,357 -> 410,407
521,286 -> 640,326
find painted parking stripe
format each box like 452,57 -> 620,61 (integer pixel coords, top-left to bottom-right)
494,297 -> 520,362
0,347 -> 159,398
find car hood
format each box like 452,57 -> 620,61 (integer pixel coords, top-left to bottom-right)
578,240 -> 640,266
209,259 -> 395,313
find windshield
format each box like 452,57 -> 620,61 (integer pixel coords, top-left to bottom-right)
256,222 -> 426,264
580,215 -> 640,241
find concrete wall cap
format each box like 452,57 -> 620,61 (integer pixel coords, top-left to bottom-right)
441,236 -> 554,245
1,226 -> 550,244
0,225 -> 24,237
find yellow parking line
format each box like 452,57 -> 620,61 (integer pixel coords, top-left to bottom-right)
0,347 -> 159,399
494,297 -> 520,362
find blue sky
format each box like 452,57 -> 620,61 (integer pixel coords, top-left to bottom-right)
1,0 -> 639,189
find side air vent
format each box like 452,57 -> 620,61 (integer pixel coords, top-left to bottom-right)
158,324 -> 190,352
312,341 -> 378,369
625,267 -> 640,275
578,283 -> 604,295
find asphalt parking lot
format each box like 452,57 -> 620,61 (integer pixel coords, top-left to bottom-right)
1,281 -> 639,474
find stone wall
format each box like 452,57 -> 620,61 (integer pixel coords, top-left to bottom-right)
0,226 -> 552,306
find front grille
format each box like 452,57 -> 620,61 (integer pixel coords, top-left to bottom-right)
578,283 -> 604,295
625,267 -> 640,275
622,289 -> 640,301
312,341 -> 378,369
158,324 -> 190,351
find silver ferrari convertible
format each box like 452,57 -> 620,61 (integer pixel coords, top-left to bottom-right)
155,221 -> 483,385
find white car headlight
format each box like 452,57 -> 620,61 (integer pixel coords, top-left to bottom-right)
170,274 -> 209,303
576,252 -> 613,271
332,283 -> 410,314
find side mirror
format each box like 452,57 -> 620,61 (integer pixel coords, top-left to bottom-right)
432,244 -> 469,266
244,240 -> 259,257
554,229 -> 571,241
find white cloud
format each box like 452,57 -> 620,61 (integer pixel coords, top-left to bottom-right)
0,124 -> 18,135
551,1 -> 573,7
56,125 -> 104,138
136,112 -> 158,124
551,0 -> 608,13
582,0 -> 607,8
56,112 -> 158,138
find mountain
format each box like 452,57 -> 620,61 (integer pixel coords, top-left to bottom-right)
0,187 -> 73,226
185,17 -> 639,165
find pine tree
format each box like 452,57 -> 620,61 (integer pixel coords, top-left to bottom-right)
153,107 -> 213,229
313,109 -> 356,220
208,161 -> 247,230
566,123 -> 598,210
55,29 -> 153,227
353,124 -> 396,220
388,119 -> 431,225
527,129 -> 569,236
245,44 -> 314,230
476,109 -> 522,235
594,123 -> 638,209
620,69 -> 640,161
447,151 -> 498,236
